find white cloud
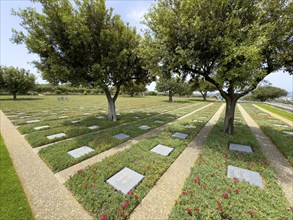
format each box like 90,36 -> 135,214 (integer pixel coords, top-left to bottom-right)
126,8 -> 147,22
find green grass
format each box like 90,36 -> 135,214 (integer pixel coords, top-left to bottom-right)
65,103 -> 221,219
0,135 -> 34,220
169,108 -> 292,220
243,104 -> 293,165
39,102 -> 208,172
256,104 -> 293,122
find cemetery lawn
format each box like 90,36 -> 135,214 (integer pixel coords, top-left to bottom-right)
169,108 -> 292,220
0,135 -> 34,220
65,103 -> 221,219
256,104 -> 293,122
243,104 -> 293,165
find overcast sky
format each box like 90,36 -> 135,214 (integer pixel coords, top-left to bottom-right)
1,0 -> 292,92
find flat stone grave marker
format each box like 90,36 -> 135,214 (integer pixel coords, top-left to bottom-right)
34,125 -> 50,130
282,131 -> 293,135
139,125 -> 151,130
146,113 -> 152,116
72,120 -> 81,123
47,133 -> 66,140
155,120 -> 164,123
20,116 -> 31,119
172,132 -> 188,139
134,116 -> 140,119
83,113 -> 90,115
26,120 -> 40,124
193,120 -> 203,123
229,143 -> 252,153
96,116 -> 105,119
18,112 -> 25,115
42,110 -> 49,113
51,113 -> 57,115
273,124 -> 288,128
58,116 -> 68,119
185,125 -> 197,129
88,125 -> 100,130
198,116 -> 207,119
151,144 -> 174,156
67,146 -> 94,158
227,165 -> 263,188
113,133 -> 130,140
167,116 -> 175,119
106,167 -> 144,194
258,113 -> 267,116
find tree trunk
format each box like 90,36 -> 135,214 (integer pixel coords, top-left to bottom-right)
168,90 -> 173,102
223,97 -> 238,135
13,93 -> 17,100
105,90 -> 117,121
200,91 -> 207,101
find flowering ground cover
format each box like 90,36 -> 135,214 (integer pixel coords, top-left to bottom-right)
39,102 -> 209,172
242,104 -> 293,165
256,104 -> 293,122
169,108 -> 292,220
65,103 -> 221,219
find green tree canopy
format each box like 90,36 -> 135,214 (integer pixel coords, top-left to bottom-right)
251,86 -> 288,101
145,0 -> 293,134
156,76 -> 186,102
12,0 -> 149,121
0,66 -> 36,100
121,81 -> 147,97
190,78 -> 217,101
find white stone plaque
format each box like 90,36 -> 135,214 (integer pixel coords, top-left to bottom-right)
185,125 -> 197,129
88,125 -> 100,130
229,143 -> 252,153
113,133 -> 130,140
96,116 -> 105,119
282,131 -> 293,135
34,125 -> 50,130
107,167 -> 144,194
172,132 -> 188,139
139,125 -> 151,130
154,120 -> 164,123
47,133 -> 66,139
151,144 -> 174,156
67,146 -> 94,158
72,120 -> 81,123
26,120 -> 40,124
227,165 -> 263,188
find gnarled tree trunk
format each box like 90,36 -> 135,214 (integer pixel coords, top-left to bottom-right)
13,92 -> 17,100
200,91 -> 207,101
223,97 -> 238,135
104,88 -> 119,121
168,90 -> 173,102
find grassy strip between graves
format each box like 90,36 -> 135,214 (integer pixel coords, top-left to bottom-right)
39,102 -> 209,172
256,104 -> 293,122
24,102 -> 201,147
65,103 -> 221,219
0,135 -> 34,220
242,104 -> 293,165
169,107 -> 292,220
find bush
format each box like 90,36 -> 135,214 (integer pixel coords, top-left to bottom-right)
54,89 -> 62,95
147,91 -> 157,96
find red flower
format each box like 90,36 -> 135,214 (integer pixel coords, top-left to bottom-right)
222,193 -> 229,198
91,169 -> 96,173
127,191 -> 133,195
121,204 -> 128,209
248,210 -> 253,215
228,188 -> 231,192
235,189 -> 239,194
182,191 -> 186,195
77,169 -> 83,174
101,214 -> 107,220
189,191 -> 193,195
218,208 -> 222,212
135,194 -> 139,199
83,184 -> 88,188
187,208 -> 192,214
195,208 -> 199,213
233,177 -> 238,181
280,218 -> 286,220
290,207 -> 293,211
125,199 -> 129,203
121,212 -> 125,217
223,152 -> 227,158
217,201 -> 222,207
202,184 -> 206,189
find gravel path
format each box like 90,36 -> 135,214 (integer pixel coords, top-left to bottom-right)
253,104 -> 293,126
0,110 -> 93,220
56,103 -> 214,183
129,104 -> 225,220
238,104 -> 293,205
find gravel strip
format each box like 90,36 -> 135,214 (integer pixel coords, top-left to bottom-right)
0,110 -> 93,220
129,104 -> 225,220
56,103 -> 214,183
238,104 -> 293,205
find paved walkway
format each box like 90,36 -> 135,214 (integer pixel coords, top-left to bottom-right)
0,110 -> 93,220
253,104 -> 293,126
129,104 -> 225,220
238,104 -> 293,205
56,103 -> 214,183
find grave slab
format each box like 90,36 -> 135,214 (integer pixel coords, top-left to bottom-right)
151,144 -> 174,156
139,125 -> 151,130
106,167 -> 144,194
34,125 -> 50,130
67,146 -> 94,158
134,116 -> 140,119
20,116 -> 31,119
96,116 -> 105,119
282,131 -> 293,135
88,125 -> 100,130
193,120 -> 203,123
172,132 -> 188,139
185,125 -> 197,129
146,114 -> 152,116
83,113 -> 90,115
26,120 -> 40,124
227,165 -> 263,188
166,116 -> 175,119
18,112 -> 25,115
113,133 -> 130,140
47,133 -> 66,140
198,116 -> 207,119
273,124 -> 288,128
154,120 -> 164,123
72,120 -> 81,124
58,116 -> 68,119
229,143 -> 252,153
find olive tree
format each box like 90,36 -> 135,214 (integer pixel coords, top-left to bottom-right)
12,0 -> 149,121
